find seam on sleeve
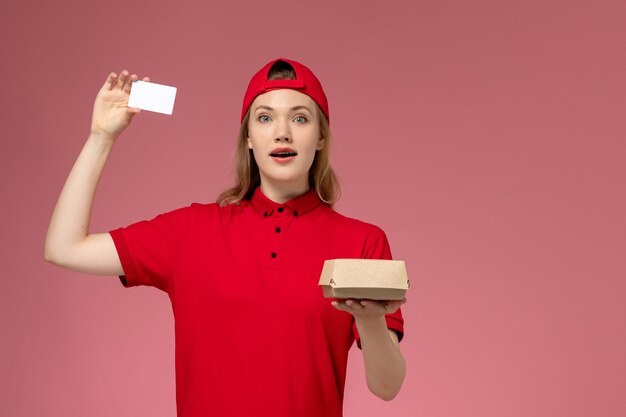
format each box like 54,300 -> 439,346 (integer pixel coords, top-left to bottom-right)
109,228 -> 141,287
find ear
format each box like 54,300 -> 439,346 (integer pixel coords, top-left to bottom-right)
247,137 -> 253,149
316,136 -> 325,151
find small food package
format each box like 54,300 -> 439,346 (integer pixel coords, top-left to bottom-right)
318,259 -> 409,300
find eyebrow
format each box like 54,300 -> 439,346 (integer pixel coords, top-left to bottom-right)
254,105 -> 312,114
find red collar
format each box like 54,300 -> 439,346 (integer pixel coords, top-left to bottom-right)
250,187 -> 322,218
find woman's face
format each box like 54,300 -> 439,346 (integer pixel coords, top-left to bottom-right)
247,89 -> 324,191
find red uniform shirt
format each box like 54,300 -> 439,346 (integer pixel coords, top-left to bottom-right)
109,187 -> 404,417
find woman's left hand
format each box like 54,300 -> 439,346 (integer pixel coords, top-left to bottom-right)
331,298 -> 407,320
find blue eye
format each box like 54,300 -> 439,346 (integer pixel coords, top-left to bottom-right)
294,116 -> 307,123
259,115 -> 271,123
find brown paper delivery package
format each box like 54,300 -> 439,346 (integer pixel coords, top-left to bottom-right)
318,259 -> 409,300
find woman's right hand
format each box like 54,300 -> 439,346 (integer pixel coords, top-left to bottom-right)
90,70 -> 150,139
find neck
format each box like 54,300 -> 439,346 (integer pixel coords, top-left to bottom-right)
260,179 -> 310,204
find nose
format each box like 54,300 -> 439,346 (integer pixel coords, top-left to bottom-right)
274,118 -> 292,143
275,135 -> 291,143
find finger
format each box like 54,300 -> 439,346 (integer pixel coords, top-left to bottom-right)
142,76 -> 150,82
359,299 -> 381,308
358,300 -> 389,313
383,300 -> 405,314
124,73 -> 138,94
390,299 -> 404,308
331,300 -> 350,312
103,72 -> 117,90
345,299 -> 366,311
116,70 -> 129,90
121,71 -> 134,91
390,298 -> 407,308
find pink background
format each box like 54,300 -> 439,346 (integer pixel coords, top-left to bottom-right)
1,0 -> 625,416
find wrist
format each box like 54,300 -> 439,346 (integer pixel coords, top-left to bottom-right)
354,315 -> 386,328
88,130 -> 118,145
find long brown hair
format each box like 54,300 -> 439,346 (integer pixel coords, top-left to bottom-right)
217,62 -> 340,206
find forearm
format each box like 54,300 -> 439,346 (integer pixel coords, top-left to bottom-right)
356,316 -> 406,401
44,133 -> 116,262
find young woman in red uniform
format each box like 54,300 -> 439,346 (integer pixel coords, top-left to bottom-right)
45,58 -> 406,417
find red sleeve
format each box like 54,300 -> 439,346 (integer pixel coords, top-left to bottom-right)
352,226 -> 405,349
108,205 -> 193,293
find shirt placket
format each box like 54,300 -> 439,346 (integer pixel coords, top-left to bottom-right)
262,205 -> 295,285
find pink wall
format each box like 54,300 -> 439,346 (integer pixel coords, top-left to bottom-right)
2,0 -> 625,416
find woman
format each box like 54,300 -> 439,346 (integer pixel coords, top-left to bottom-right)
45,58 -> 406,417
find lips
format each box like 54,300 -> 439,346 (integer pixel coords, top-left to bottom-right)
270,147 -> 298,158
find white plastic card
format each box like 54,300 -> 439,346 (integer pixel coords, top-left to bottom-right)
128,80 -> 177,115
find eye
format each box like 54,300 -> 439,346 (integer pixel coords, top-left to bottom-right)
294,116 -> 307,123
258,115 -> 271,123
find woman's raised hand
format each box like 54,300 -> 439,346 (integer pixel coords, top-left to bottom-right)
90,70 -> 150,139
